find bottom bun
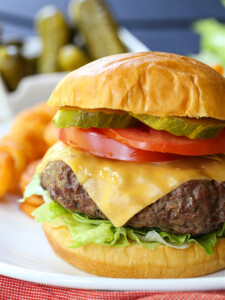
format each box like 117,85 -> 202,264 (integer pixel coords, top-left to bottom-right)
43,222 -> 225,278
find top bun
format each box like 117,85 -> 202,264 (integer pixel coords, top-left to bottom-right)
48,52 -> 225,119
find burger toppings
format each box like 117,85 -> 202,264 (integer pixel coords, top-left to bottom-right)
53,108 -> 225,163
41,160 -> 225,237
54,107 -> 225,139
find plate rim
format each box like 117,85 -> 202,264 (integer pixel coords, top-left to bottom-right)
0,261 -> 224,291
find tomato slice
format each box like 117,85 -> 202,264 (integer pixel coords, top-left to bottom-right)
101,127 -> 225,156
59,127 -> 181,162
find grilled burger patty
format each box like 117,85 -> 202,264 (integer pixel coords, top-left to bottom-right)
41,160 -> 225,236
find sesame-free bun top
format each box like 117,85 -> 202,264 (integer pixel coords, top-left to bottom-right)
48,52 -> 225,120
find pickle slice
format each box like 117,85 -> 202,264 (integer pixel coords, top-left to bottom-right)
69,0 -> 127,60
53,108 -> 138,129
54,108 -> 225,139
35,6 -> 71,73
131,114 -> 225,139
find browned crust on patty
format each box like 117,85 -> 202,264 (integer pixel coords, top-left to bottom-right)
41,161 -> 225,236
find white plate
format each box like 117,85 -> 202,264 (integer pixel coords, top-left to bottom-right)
0,120 -> 224,291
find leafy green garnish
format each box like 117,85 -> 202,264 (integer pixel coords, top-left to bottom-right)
193,18 -> 225,66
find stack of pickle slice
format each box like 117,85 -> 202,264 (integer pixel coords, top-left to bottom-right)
54,108 -> 225,139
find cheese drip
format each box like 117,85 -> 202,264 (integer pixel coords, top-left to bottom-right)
38,142 -> 225,227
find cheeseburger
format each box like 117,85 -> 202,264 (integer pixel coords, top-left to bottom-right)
24,52 -> 225,278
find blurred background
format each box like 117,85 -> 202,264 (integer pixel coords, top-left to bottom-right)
0,0 -> 224,53
0,0 -> 224,119
0,0 -> 224,50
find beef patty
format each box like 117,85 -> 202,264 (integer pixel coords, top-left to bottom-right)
41,160 -> 225,236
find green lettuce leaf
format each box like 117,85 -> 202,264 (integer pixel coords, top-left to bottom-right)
193,18 -> 225,65
20,173 -> 52,203
189,224 -> 225,256
26,173 -> 225,255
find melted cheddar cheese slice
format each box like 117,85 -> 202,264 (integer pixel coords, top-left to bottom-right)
38,142 -> 225,227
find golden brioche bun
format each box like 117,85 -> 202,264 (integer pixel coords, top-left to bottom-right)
48,52 -> 225,120
43,222 -> 225,278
